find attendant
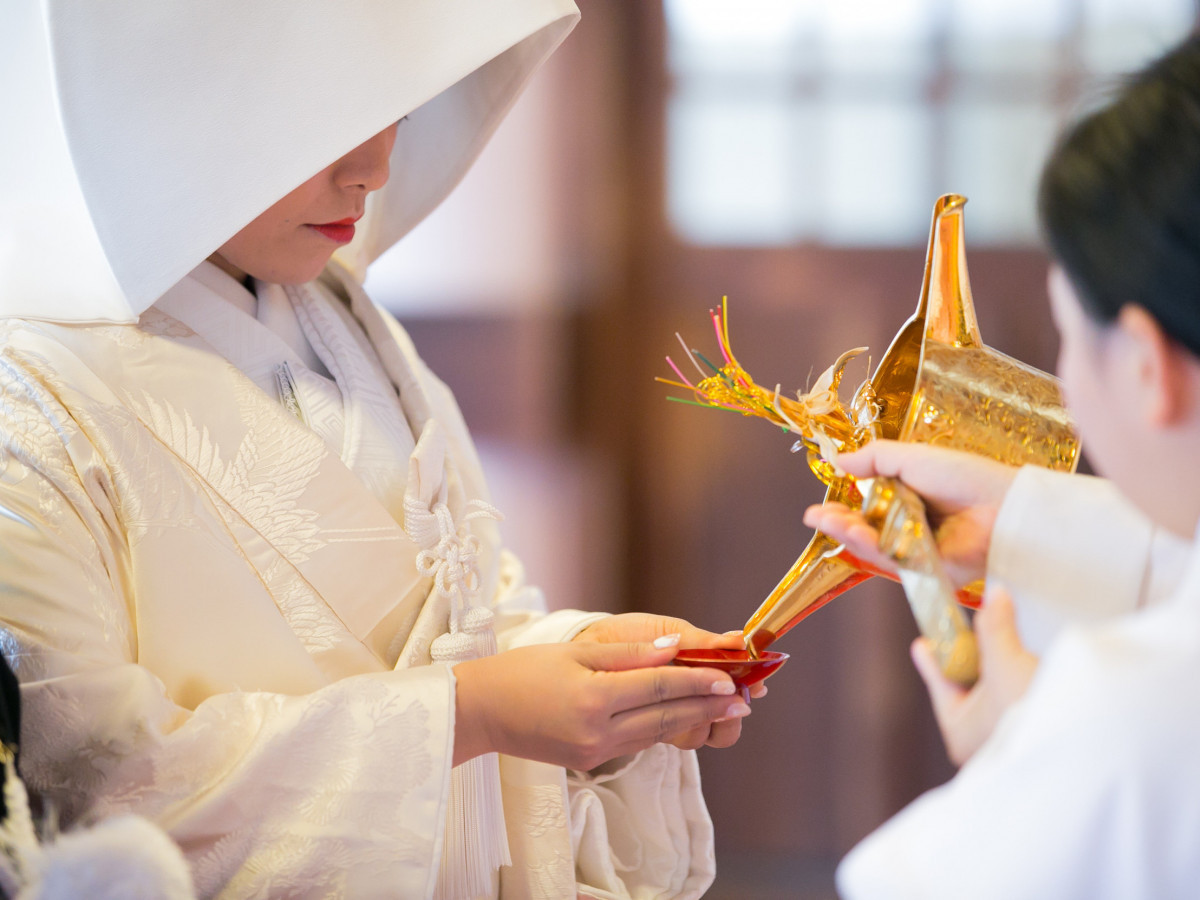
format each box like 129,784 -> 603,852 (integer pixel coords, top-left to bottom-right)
806,34 -> 1200,899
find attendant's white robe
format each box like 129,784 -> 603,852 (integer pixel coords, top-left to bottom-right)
838,466 -> 1200,899
0,263 -> 714,899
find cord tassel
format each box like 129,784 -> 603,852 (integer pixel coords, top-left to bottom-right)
462,606 -> 498,658
431,628 -> 510,900
405,492 -> 508,900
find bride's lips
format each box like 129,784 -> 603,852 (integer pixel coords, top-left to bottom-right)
308,217 -> 359,244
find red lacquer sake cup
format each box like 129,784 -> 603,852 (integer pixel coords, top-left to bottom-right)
673,648 -> 788,700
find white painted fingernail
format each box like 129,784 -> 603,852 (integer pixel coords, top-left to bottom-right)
724,702 -> 751,719
711,681 -> 736,696
653,634 -> 681,649
715,700 -> 753,722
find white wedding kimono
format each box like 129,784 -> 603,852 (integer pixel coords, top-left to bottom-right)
0,261 -> 714,899
1,2 -> 719,897
838,465 -> 1200,899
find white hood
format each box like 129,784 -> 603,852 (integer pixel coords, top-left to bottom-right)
0,0 -> 579,323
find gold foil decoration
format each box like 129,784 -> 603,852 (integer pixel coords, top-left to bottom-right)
860,477 -> 979,686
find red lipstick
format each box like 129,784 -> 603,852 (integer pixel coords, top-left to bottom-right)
309,217 -> 358,244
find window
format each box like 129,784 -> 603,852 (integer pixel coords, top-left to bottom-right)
665,0 -> 1195,245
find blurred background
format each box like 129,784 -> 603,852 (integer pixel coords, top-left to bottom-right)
366,2 -> 1199,896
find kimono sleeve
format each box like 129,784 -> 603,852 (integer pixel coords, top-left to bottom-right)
988,466 -> 1189,654
0,383 -> 456,899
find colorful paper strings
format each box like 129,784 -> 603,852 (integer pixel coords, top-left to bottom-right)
656,298 -> 878,486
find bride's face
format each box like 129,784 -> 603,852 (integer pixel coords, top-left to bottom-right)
209,123 -> 399,285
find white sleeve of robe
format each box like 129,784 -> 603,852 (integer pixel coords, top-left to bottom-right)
836,593 -> 1200,900
987,466 -> 1190,654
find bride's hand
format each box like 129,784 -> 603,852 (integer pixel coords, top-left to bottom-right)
574,613 -> 766,749
452,636 -> 751,768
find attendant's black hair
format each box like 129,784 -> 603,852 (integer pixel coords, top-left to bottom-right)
1038,33 -> 1200,358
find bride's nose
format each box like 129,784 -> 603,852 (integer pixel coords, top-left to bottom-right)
331,123 -> 398,192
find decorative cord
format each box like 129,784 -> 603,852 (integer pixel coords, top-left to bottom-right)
403,495 -> 511,900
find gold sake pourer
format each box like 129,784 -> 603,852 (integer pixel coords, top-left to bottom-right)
742,194 -> 1080,659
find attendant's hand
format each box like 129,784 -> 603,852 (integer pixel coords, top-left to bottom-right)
802,440 -> 1019,588
914,587 -> 1038,766
452,637 -> 751,769
573,613 -> 765,750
